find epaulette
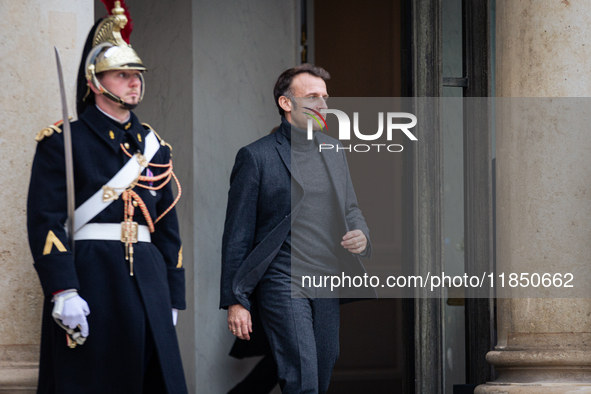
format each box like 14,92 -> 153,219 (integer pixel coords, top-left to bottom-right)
35,120 -> 64,142
142,123 -> 173,156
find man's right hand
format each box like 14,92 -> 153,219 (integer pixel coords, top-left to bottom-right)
227,304 -> 252,340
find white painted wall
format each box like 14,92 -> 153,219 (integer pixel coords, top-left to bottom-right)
192,1 -> 297,392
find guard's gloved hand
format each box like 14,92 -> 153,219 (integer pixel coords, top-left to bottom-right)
172,308 -> 178,326
52,289 -> 90,345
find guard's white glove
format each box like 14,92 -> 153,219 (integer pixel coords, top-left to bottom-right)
172,308 -> 178,326
52,290 -> 90,345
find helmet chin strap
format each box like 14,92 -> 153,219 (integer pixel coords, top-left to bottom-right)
87,65 -> 144,110
118,100 -> 138,110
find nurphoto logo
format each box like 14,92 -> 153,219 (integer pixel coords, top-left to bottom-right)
305,108 -> 418,153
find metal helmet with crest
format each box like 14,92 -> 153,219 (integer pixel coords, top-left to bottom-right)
79,0 -> 146,113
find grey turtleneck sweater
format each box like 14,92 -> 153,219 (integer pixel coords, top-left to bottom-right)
275,120 -> 343,276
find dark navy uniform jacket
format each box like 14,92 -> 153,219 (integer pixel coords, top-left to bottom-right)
27,105 -> 187,393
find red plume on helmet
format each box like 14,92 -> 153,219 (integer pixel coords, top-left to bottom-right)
100,0 -> 133,44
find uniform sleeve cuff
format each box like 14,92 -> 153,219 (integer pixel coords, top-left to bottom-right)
33,252 -> 80,297
167,267 -> 186,310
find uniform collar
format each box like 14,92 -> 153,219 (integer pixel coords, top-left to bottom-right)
95,104 -> 131,124
80,106 -> 146,154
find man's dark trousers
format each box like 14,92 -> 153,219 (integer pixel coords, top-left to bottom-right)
256,258 -> 340,394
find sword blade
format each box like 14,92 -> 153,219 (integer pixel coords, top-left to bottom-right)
54,47 -> 76,253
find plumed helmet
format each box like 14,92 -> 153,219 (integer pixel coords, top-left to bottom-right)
76,1 -> 146,115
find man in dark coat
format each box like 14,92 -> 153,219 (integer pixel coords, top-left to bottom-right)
220,64 -> 373,393
27,3 -> 187,393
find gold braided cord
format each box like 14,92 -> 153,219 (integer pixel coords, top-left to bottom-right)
155,171 -> 182,224
122,189 -> 155,233
119,143 -> 181,224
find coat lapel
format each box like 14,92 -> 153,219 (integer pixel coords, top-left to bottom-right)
275,127 -> 304,189
275,125 -> 306,220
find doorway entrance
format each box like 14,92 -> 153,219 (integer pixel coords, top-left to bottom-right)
309,1 -> 406,392
307,0 -> 494,393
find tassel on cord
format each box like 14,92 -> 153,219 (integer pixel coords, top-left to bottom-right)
100,0 -> 133,43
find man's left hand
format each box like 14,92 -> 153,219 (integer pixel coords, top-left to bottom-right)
341,230 -> 367,254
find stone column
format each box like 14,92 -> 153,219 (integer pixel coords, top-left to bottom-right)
0,1 -> 92,392
477,1 -> 591,393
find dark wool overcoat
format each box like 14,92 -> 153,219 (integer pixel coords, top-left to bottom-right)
220,117 -> 376,319
27,105 -> 187,393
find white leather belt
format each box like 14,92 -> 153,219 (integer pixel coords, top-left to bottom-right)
74,223 -> 151,243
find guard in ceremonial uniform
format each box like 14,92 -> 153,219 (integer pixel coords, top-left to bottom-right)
27,2 -> 187,393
